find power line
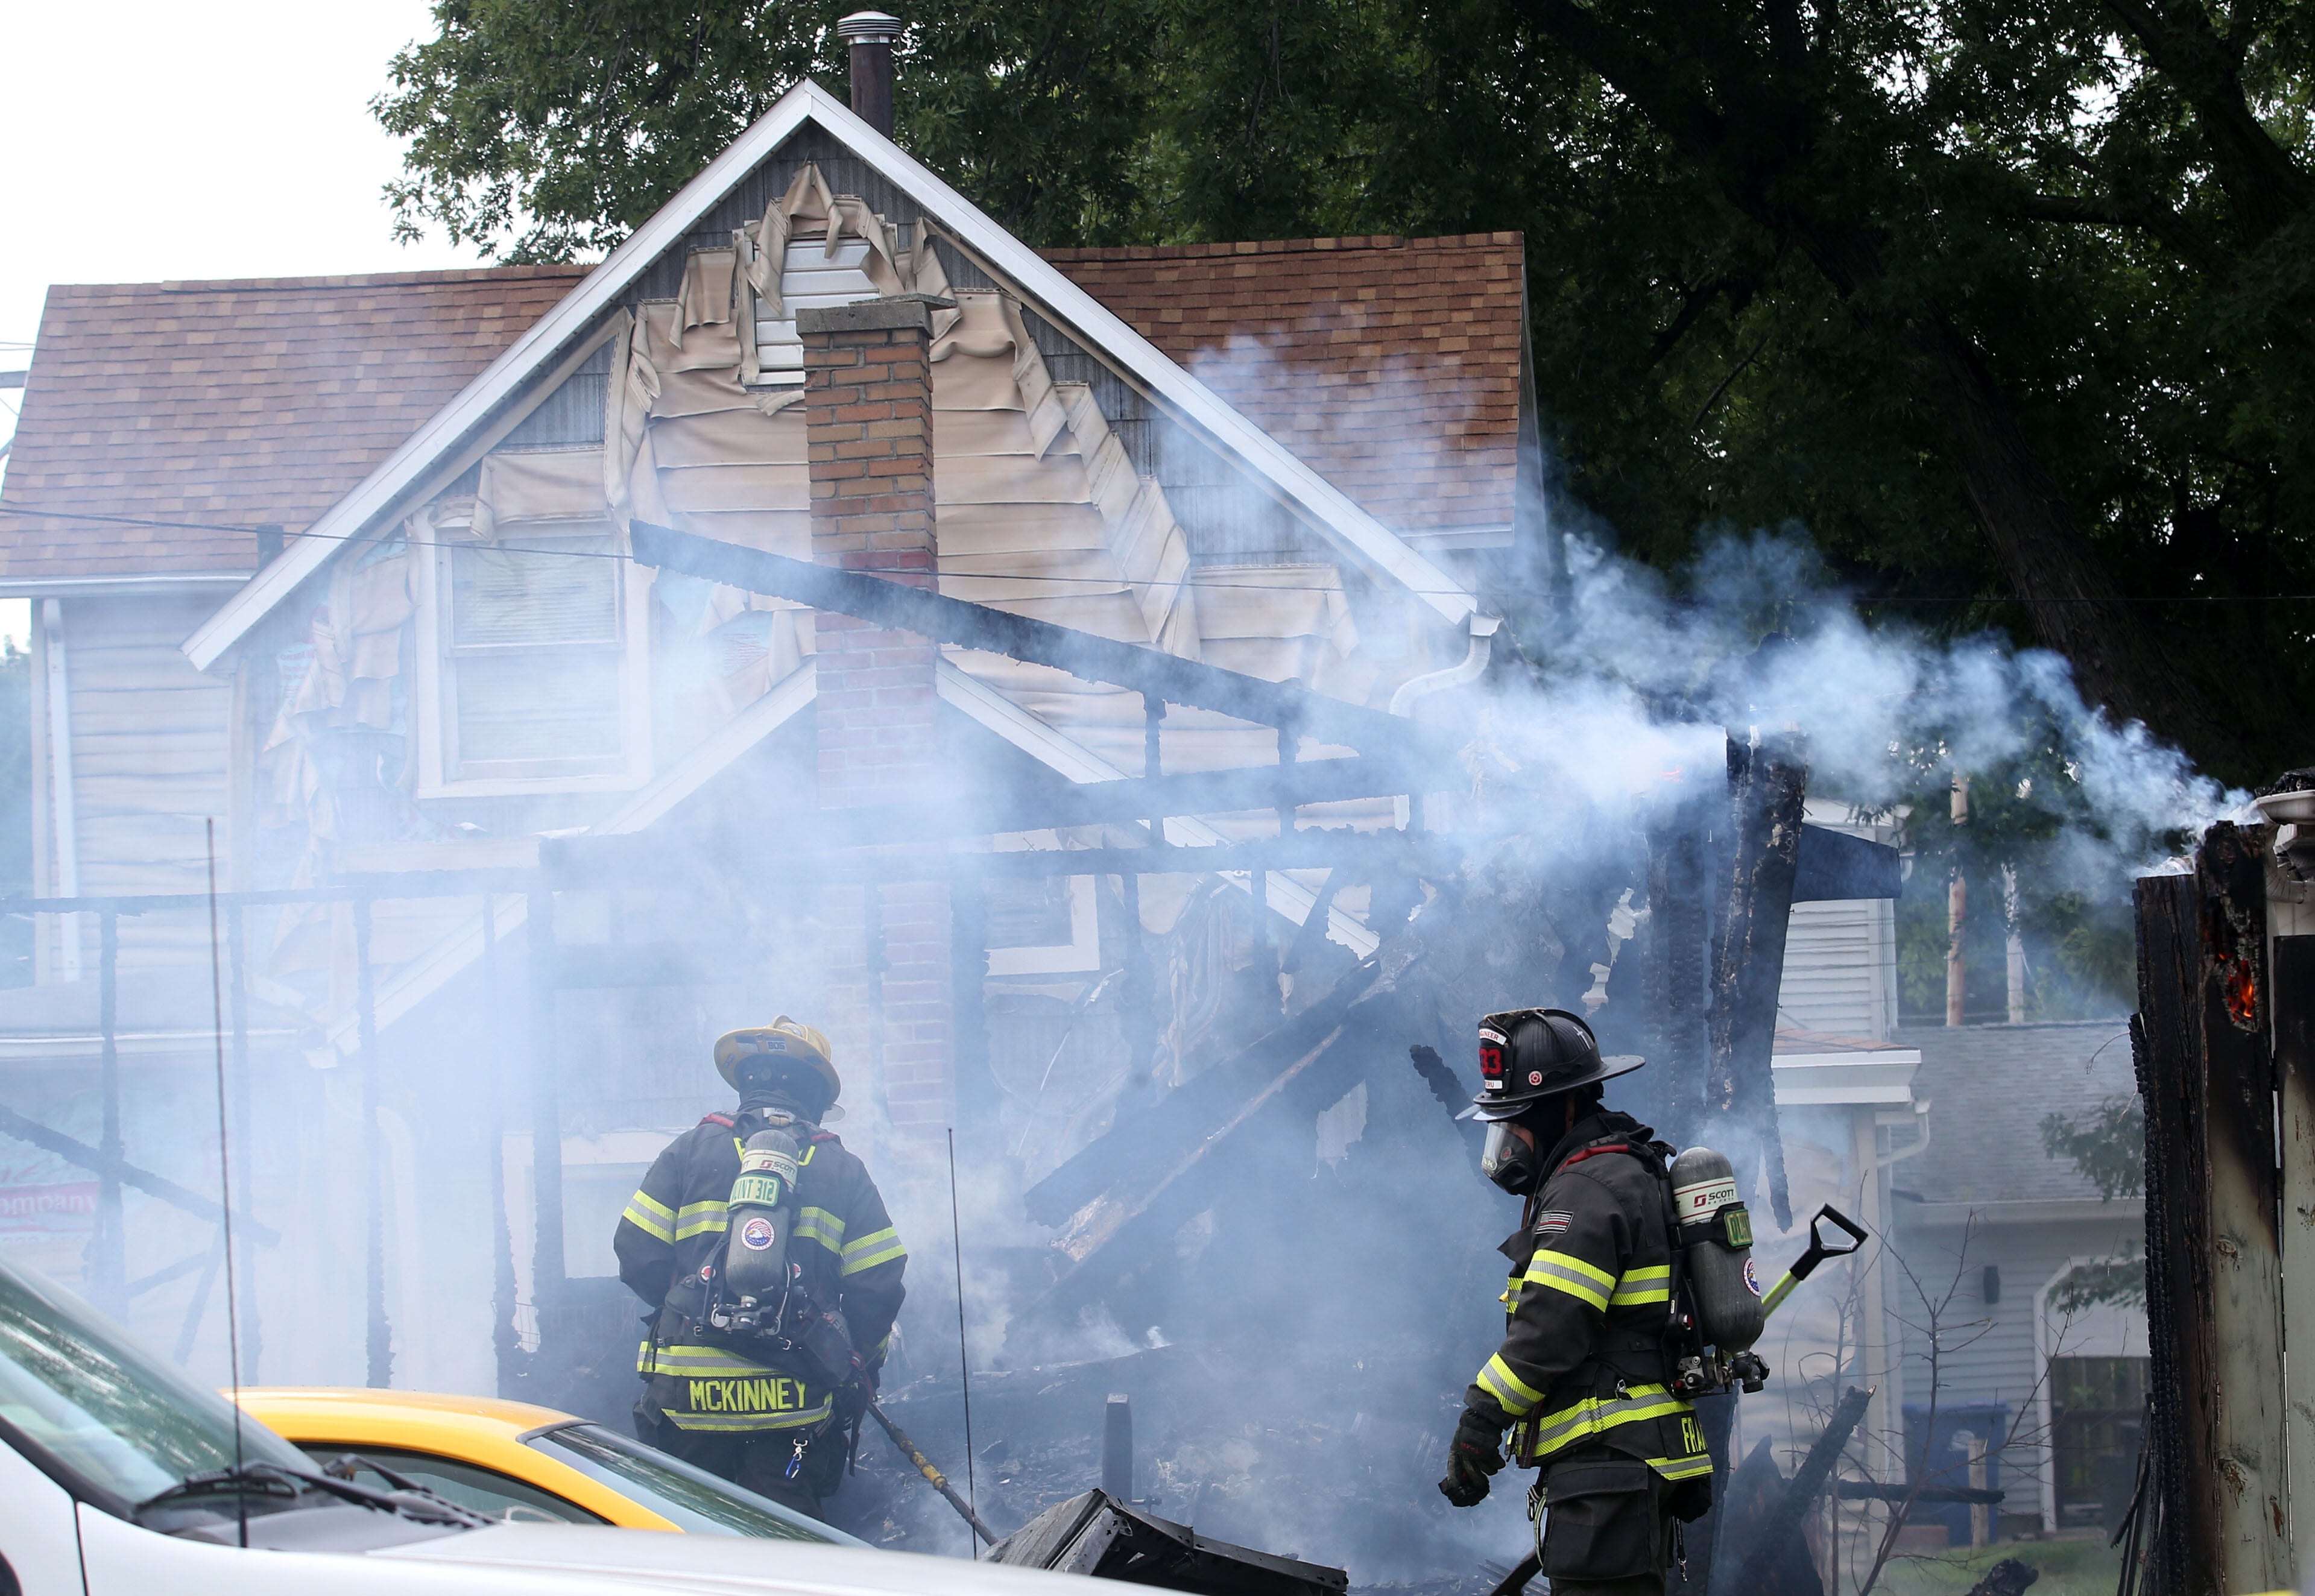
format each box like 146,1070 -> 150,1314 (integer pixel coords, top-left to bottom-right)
1,501 -> 2313,605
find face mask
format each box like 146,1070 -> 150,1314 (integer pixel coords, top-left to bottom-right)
1480,1120 -> 1542,1195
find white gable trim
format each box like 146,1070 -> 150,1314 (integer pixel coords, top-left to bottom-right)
185,80 -> 1476,672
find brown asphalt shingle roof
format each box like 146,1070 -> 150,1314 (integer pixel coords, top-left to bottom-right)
0,266 -> 587,582
1041,233 -> 1526,536
0,234 -> 1524,584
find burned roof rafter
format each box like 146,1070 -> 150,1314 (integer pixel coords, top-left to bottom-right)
628,522 -> 1468,765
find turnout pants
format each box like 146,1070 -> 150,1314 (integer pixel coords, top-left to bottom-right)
1534,1445 -> 1675,1596
637,1409 -> 847,1522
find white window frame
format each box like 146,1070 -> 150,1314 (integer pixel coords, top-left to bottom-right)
411,509 -> 655,798
985,874 -> 1100,976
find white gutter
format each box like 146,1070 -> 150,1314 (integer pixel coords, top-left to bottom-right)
185,80 -> 1477,672
39,600 -> 78,979
0,572 -> 253,600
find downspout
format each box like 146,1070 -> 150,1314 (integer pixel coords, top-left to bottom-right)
40,600 -> 80,979
1389,612 -> 1500,830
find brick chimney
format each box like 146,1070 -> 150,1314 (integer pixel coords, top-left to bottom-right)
798,294 -> 953,1138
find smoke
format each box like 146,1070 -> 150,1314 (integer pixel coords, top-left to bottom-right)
4,292 -> 2240,1594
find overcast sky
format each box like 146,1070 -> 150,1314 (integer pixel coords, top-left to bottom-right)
0,0 -> 488,644
0,0 -> 486,443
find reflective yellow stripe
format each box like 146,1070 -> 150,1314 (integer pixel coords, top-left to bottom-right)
1610,1264 -> 1672,1307
1525,1253 -> 1612,1311
662,1401 -> 832,1432
1647,1453 -> 1714,1480
840,1226 -> 905,1275
794,1206 -> 845,1254
643,1342 -> 775,1378
1527,1383 -> 1695,1460
675,1200 -> 729,1241
1476,1353 -> 1546,1418
621,1191 -> 674,1243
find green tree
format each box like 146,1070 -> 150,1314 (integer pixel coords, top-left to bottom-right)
374,0 -> 2315,785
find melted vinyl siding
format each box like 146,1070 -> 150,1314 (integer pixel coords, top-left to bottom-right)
63,595 -> 233,970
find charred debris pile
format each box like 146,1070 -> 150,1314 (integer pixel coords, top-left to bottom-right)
829,734 -> 1897,1580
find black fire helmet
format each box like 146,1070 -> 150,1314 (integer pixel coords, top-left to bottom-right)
1467,1006 -> 1644,1122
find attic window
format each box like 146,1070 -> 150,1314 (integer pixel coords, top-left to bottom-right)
446,534 -> 624,771
411,444 -> 654,796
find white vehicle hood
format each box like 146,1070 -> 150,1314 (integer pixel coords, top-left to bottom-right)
379,1524 -> 1117,1595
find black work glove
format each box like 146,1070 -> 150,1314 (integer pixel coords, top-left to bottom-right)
1438,1409 -> 1506,1507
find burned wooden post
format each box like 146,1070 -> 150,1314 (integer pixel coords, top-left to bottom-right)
2274,928 -> 2315,1566
1645,781 -> 1714,1150
1707,729 -> 1806,1228
2133,822 -> 2291,1594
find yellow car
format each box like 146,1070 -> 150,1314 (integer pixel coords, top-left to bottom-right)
235,1387 -> 861,1544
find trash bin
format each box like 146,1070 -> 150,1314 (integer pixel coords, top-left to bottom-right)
1901,1402 -> 2010,1547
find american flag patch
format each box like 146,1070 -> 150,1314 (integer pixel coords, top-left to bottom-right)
1533,1210 -> 1573,1236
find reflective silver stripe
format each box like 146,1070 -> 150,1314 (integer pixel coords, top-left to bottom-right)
1527,1384 -> 1692,1458
1647,1454 -> 1714,1480
795,1206 -> 845,1253
1477,1353 -> 1545,1418
621,1191 -> 675,1243
645,1343 -> 774,1377
840,1227 -> 905,1275
674,1200 -> 729,1241
1609,1264 -> 1672,1307
661,1403 -> 832,1432
1525,1254 -> 1612,1311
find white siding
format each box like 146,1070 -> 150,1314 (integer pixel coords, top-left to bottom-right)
52,594 -> 234,973
1779,898 -> 1898,1041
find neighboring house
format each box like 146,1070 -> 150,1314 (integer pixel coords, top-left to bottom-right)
0,80 -> 1537,1393
1749,816 -> 2139,1563
1887,1019 -> 2144,1540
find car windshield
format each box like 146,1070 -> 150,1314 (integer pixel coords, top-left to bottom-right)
0,1256 -> 309,1509
526,1423 -> 859,1542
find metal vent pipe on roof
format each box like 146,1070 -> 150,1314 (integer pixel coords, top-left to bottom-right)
839,11 -> 904,137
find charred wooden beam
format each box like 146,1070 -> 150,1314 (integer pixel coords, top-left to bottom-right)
1707,730 -> 1806,1228
546,828 -> 1451,888
1020,940 -> 1430,1316
2134,824 -> 2291,1595
628,522 -> 1464,763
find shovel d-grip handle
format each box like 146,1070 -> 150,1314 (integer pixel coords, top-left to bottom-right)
1759,1204 -> 1869,1316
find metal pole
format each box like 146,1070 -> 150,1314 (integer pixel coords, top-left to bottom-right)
226,904 -> 259,1380
92,909 -> 121,1310
483,897 -> 519,1390
526,890 -> 565,1331
353,897 -> 391,1387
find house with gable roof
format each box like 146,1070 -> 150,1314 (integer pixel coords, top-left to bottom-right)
0,70 -> 1541,1392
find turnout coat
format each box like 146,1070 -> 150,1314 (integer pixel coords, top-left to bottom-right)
615,1109 -> 906,1434
1464,1110 -> 1712,1485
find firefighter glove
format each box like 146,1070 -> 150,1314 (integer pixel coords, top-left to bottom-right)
1439,1409 -> 1506,1507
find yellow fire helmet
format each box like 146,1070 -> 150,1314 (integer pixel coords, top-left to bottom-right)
713,1017 -> 840,1106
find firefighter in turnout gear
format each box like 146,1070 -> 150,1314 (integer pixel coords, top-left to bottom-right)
1438,1009 -> 1713,1596
614,1018 -> 906,1521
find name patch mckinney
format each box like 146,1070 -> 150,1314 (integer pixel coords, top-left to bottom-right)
1532,1210 -> 1573,1235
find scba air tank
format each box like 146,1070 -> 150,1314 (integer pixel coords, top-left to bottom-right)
1669,1145 -> 1767,1358
721,1117 -> 805,1314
